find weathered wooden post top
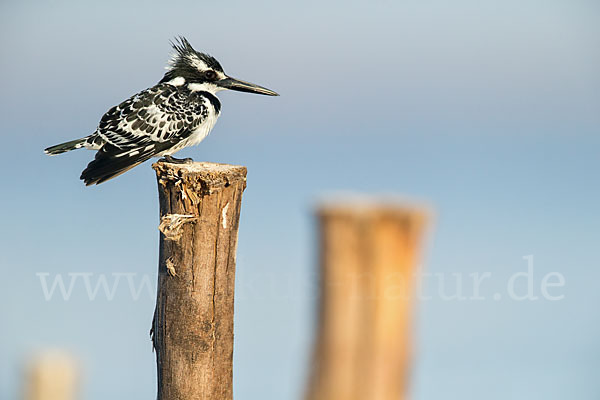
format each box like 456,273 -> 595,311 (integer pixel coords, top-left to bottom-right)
151,161 -> 247,400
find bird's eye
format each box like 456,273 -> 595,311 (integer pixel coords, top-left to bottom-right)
205,71 -> 217,80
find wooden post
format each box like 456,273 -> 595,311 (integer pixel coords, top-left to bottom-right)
305,203 -> 428,400
151,161 -> 247,400
23,350 -> 79,400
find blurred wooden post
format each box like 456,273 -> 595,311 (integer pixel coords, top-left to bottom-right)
24,350 -> 79,400
306,203 -> 428,400
151,161 -> 247,400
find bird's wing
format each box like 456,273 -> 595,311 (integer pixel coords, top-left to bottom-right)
81,85 -> 209,185
97,84 -> 209,149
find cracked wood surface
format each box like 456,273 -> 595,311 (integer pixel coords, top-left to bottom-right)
151,161 -> 247,400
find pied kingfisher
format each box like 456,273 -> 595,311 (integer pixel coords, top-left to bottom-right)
45,37 -> 278,185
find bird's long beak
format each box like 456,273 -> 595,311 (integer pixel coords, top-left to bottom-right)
218,77 -> 279,96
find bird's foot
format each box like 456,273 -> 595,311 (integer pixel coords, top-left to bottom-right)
161,155 -> 194,164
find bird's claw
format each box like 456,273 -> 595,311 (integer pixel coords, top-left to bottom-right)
161,155 -> 194,164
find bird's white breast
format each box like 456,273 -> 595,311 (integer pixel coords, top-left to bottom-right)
186,108 -> 219,147
163,97 -> 220,155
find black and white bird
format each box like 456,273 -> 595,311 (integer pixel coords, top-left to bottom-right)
45,37 -> 278,185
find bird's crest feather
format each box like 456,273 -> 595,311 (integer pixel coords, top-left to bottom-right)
167,36 -> 223,72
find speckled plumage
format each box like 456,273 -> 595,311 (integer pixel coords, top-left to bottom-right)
44,37 -> 278,185
97,84 -> 218,146
72,84 -> 220,185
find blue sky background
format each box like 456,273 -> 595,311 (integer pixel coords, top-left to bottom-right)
1,0 -> 599,399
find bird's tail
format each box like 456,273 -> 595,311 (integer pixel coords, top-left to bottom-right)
80,142 -> 169,186
44,137 -> 90,155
